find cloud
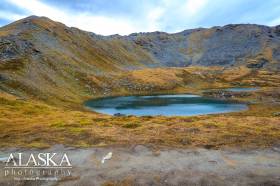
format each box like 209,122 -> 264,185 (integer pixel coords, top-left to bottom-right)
0,10 -> 25,21
1,0 -> 280,35
269,17 -> 280,26
147,6 -> 165,31
5,0 -> 160,35
182,0 -> 208,16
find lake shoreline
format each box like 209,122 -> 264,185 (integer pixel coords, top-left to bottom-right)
84,93 -> 248,116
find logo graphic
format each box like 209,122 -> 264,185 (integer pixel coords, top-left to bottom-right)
3,152 -> 72,181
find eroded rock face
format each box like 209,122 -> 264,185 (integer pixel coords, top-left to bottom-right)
0,39 -> 20,60
246,58 -> 268,69
125,24 -> 280,68
0,37 -> 40,61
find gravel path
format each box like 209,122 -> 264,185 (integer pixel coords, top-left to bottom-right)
1,145 -> 280,186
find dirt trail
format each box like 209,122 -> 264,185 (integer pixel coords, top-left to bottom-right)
1,145 -> 280,186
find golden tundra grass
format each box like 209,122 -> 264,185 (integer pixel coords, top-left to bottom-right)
0,90 -> 279,149
0,66 -> 280,149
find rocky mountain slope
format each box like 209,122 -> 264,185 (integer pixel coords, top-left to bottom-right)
125,25 -> 280,69
1,16 -> 280,69
0,16 -> 279,104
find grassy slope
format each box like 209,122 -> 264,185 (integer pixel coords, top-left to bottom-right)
0,16 -> 159,106
1,89 -> 280,149
0,66 -> 280,149
0,17 -> 279,149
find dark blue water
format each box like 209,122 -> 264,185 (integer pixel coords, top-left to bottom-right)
85,94 -> 247,116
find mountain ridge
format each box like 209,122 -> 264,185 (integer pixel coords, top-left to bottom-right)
0,16 -> 280,105
1,15 -> 280,69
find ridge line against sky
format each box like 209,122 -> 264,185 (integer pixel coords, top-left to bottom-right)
0,0 -> 280,35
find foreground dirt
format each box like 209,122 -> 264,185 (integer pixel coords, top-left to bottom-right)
1,145 -> 280,186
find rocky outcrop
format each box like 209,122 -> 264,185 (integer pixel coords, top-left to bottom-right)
122,24 -> 280,69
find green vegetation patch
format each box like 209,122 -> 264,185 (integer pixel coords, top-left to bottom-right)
122,123 -> 141,129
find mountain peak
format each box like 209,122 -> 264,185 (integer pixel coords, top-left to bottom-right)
17,15 -> 61,27
22,15 -> 40,20
0,15 -> 66,36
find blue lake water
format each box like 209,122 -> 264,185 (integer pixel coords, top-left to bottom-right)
85,94 -> 247,116
224,87 -> 258,92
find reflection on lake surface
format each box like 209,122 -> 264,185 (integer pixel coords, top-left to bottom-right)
85,94 -> 247,116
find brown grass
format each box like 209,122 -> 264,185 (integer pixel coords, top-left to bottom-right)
1,65 -> 280,149
0,81 -> 279,149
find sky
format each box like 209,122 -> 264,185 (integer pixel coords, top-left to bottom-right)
0,0 -> 280,35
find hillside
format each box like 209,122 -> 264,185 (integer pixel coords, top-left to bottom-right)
0,16 -> 160,104
0,16 -> 280,150
0,16 -> 280,105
